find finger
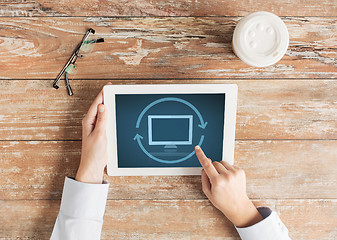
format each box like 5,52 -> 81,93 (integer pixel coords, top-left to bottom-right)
86,89 -> 104,121
82,89 -> 104,135
195,146 -> 218,181
201,169 -> 211,197
212,161 -> 228,174
86,82 -> 111,120
93,104 -> 108,133
220,160 -> 236,172
102,82 -> 112,104
232,164 -> 241,170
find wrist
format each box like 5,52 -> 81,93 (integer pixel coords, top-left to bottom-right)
76,164 -> 104,184
225,198 -> 263,228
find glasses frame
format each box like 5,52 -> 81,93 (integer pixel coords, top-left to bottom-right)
53,28 -> 96,95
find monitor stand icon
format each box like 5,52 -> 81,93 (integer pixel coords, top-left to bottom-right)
148,115 -> 193,153
164,145 -> 177,152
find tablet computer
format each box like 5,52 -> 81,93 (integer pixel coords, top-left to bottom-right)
103,84 -> 237,176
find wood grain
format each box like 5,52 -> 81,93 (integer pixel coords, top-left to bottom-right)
0,17 -> 336,79
1,79 -> 336,141
1,140 -> 336,200
1,0 -> 337,17
1,0 -> 336,239
1,199 -> 336,239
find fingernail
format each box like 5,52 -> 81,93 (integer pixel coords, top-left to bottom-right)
98,104 -> 105,112
195,145 -> 200,150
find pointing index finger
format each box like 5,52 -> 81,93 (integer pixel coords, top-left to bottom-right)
195,146 -> 219,180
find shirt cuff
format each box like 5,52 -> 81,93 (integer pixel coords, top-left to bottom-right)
59,177 -> 109,221
235,207 -> 289,240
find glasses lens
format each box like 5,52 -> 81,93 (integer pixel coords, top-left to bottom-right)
79,35 -> 97,54
65,63 -> 78,83
65,63 -> 77,74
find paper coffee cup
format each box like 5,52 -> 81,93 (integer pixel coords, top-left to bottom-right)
232,11 -> 289,67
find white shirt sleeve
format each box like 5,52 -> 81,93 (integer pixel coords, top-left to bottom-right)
50,177 -> 109,240
235,207 -> 291,240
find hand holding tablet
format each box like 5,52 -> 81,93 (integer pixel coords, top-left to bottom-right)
75,84 -> 111,184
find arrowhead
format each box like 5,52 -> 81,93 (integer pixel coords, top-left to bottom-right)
133,134 -> 143,141
198,122 -> 208,129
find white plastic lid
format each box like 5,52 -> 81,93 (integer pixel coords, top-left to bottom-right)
232,11 -> 289,67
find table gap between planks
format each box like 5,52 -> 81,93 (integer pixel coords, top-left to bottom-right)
0,0 -> 336,239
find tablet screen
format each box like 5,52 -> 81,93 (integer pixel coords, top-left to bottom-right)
115,94 -> 225,168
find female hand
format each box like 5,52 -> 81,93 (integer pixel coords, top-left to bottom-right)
75,83 -> 111,184
195,146 -> 263,228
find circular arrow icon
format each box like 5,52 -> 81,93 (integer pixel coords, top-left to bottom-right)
134,97 -> 207,164
136,97 -> 208,129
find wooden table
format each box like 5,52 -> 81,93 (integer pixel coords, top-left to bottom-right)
1,1 -> 337,239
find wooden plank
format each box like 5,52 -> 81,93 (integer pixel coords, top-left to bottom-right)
1,80 -> 336,141
0,17 -> 336,79
1,199 -> 336,239
1,140 -> 336,200
1,0 -> 337,17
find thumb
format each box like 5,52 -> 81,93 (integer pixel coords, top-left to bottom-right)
94,104 -> 107,132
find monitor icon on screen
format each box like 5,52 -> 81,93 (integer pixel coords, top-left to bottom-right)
148,115 -> 193,149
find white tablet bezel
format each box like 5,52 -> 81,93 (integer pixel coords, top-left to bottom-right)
103,84 -> 237,176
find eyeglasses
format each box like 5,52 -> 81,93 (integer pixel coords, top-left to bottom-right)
53,28 -> 104,96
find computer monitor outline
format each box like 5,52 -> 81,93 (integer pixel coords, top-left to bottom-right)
148,115 -> 193,146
